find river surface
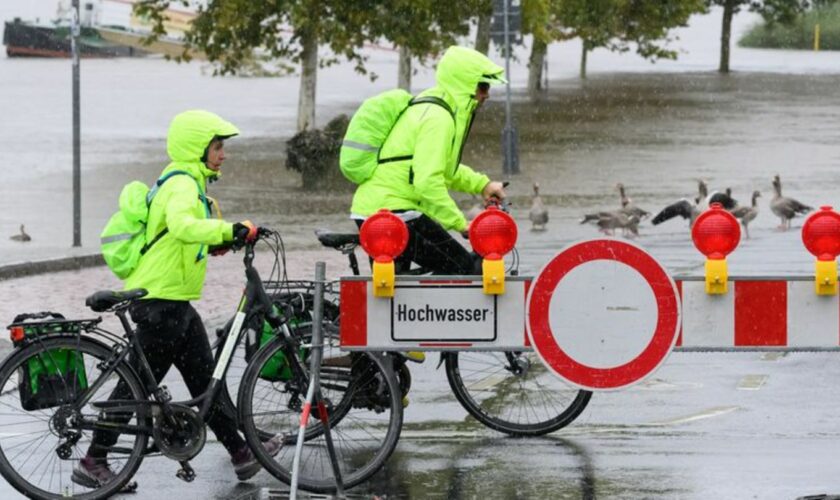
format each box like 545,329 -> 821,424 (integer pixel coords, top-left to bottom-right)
2,1 -> 839,278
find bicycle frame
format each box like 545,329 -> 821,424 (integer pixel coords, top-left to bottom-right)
77,237 -> 305,441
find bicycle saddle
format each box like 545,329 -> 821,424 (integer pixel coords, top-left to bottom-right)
315,229 -> 359,249
85,289 -> 148,312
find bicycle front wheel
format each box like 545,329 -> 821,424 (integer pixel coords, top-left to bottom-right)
0,336 -> 148,500
238,337 -> 403,493
445,351 -> 592,436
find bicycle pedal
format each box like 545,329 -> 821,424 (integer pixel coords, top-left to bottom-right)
176,462 -> 196,482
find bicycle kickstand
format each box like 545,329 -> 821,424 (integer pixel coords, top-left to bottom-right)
176,461 -> 196,482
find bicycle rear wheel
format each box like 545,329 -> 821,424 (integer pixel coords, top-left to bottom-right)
445,351 -> 592,436
238,337 -> 402,493
0,336 -> 148,499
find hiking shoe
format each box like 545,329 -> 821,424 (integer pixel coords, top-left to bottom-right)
231,447 -> 261,481
231,436 -> 283,481
71,456 -> 138,492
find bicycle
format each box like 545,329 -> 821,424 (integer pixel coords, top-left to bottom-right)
0,228 -> 402,499
311,219 -> 593,437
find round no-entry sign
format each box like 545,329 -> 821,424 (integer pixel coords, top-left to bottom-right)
526,239 -> 680,391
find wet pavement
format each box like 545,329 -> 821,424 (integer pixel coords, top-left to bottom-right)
2,349 -> 840,499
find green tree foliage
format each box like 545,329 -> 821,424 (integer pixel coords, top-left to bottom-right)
708,0 -> 808,72
740,2 -> 840,50
557,0 -> 706,60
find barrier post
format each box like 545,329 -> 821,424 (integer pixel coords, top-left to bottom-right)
290,262 -> 344,498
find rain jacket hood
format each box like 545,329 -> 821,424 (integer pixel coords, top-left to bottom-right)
436,46 -> 506,109
166,110 -> 239,183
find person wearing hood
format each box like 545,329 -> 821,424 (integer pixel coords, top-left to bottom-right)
351,45 -> 508,274
75,110 -> 279,492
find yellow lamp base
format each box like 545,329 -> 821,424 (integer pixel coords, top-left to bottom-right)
372,260 -> 395,298
815,259 -> 838,296
483,258 -> 505,295
705,258 -> 728,295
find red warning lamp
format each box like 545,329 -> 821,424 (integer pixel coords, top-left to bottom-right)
360,210 -> 409,297
469,206 -> 518,294
801,206 -> 840,295
691,203 -> 741,294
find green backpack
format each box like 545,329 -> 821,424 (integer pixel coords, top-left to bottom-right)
100,170 -> 201,279
339,89 -> 454,184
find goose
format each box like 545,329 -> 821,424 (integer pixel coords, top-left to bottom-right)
9,224 -> 31,242
701,180 -> 738,211
582,211 -> 640,237
651,196 -> 702,228
529,182 -> 548,231
770,175 -> 812,230
616,183 -> 650,221
710,187 -> 738,211
730,191 -> 761,239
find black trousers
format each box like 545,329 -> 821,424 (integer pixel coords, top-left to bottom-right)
90,300 -> 245,457
357,214 -> 480,275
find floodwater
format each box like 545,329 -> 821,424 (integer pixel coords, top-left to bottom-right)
1,1 -> 839,277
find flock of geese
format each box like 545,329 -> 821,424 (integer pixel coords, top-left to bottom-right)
515,174 -> 813,238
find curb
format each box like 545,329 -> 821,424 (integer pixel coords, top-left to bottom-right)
0,254 -> 105,282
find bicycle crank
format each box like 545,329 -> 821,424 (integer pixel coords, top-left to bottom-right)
152,404 -> 206,461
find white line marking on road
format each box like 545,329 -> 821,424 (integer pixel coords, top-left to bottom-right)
646,406 -> 740,426
737,374 -> 768,390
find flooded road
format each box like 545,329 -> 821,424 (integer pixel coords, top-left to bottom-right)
2,3 -> 839,280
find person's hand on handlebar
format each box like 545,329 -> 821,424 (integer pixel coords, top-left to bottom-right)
482,181 -> 507,202
232,220 -> 258,247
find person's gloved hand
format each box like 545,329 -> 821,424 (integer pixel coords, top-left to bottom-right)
232,220 -> 258,246
482,181 -> 507,202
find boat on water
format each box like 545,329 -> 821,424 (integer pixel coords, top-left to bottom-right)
4,18 -> 148,58
3,0 -> 196,59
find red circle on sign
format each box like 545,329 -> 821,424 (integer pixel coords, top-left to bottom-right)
526,239 -> 680,391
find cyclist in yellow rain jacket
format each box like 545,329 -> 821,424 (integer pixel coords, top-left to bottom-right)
74,110 -> 279,492
351,45 -> 508,274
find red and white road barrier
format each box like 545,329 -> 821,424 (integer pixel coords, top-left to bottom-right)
676,277 -> 840,350
340,234 -> 840,391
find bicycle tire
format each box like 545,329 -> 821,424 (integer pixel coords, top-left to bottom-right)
0,336 -> 149,500
238,336 -> 403,493
445,351 -> 592,436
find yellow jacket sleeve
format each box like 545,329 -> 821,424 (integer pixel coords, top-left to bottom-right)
412,110 -> 470,232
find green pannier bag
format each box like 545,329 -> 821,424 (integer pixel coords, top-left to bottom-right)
241,308 -> 305,382
19,349 -> 88,411
339,89 -> 454,184
257,319 -> 296,382
11,314 -> 89,411
100,170 -> 195,279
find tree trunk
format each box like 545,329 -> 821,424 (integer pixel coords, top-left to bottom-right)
579,41 -> 588,79
719,0 -> 735,73
397,46 -> 411,91
475,13 -> 491,55
297,29 -> 318,132
527,38 -> 547,96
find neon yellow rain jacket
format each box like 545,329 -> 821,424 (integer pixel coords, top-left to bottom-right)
350,46 -> 506,232
125,110 -> 238,300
